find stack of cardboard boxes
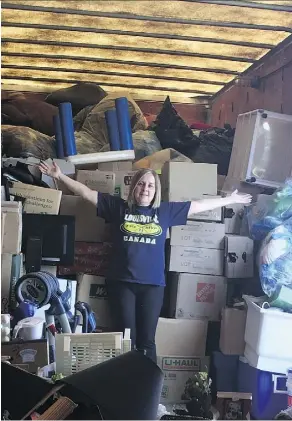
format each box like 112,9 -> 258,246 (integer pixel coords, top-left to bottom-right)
155,162 -> 254,404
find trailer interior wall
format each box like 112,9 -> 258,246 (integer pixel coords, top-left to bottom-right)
210,38 -> 292,128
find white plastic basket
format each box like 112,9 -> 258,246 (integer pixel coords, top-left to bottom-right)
243,295 -> 292,373
55,330 -> 131,377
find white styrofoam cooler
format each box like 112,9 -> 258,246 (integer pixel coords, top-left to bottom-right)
244,295 -> 292,374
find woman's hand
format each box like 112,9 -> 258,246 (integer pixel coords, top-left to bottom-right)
39,161 -> 62,180
230,189 -> 252,204
189,189 -> 252,215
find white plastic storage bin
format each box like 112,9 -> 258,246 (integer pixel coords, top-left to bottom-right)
243,296 -> 292,373
228,109 -> 292,188
55,330 -> 131,377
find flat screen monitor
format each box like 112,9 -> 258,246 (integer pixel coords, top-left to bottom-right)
22,214 -> 75,272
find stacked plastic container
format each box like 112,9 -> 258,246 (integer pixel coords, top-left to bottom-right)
241,295 -> 292,419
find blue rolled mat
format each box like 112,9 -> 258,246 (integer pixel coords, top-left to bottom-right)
105,109 -> 121,151
53,114 -> 64,159
59,102 -> 77,157
115,97 -> 134,150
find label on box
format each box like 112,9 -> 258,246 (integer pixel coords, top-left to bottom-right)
158,355 -> 209,403
169,246 -> 224,276
225,235 -> 254,278
10,183 -> 62,215
76,170 -> 115,194
171,222 -> 225,249
224,204 -> 244,234
196,283 -> 216,303
169,274 -> 227,321
89,283 -> 108,299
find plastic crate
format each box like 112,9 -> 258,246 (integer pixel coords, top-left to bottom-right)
55,330 -> 131,377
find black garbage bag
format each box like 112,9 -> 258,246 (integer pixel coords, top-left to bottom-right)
192,124 -> 235,175
152,96 -> 200,157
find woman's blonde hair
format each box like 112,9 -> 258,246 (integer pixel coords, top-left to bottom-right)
127,168 -> 161,210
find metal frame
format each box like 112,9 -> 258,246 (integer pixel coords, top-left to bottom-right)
1,75 -> 213,96
0,22 -> 275,50
180,0 -> 292,13
2,52 -> 240,75
1,39 -> 256,63
2,3 -> 292,32
1,64 -> 225,86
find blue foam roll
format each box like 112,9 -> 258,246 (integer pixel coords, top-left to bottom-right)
59,102 -> 77,157
53,114 -> 65,159
115,97 -> 134,150
105,109 -> 121,151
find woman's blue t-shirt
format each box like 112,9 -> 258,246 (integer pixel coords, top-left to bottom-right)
97,193 -> 191,286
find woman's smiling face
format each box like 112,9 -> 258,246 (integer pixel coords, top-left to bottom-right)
134,173 -> 156,206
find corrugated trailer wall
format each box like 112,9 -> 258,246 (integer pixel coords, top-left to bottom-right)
210,39 -> 292,128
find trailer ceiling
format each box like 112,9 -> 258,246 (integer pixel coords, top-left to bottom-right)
2,0 -> 292,103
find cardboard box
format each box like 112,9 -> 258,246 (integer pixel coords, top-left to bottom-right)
77,275 -> 112,328
225,235 -> 254,278
188,195 -> 223,222
169,273 -> 227,321
60,195 -> 107,242
114,171 -> 136,200
171,222 -> 225,249
76,170 -> 115,194
98,161 -> 133,171
158,356 -> 209,403
161,162 -> 217,201
9,183 -> 62,214
169,246 -> 224,276
1,201 -> 22,254
1,339 -> 49,374
220,308 -> 247,355
224,204 -> 244,234
156,318 -> 208,356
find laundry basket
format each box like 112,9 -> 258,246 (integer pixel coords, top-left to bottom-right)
55,330 -> 131,377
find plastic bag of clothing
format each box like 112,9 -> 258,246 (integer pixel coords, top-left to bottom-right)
192,124 -> 234,175
132,130 -> 161,161
45,82 -> 107,116
73,105 -> 95,131
74,92 -> 147,154
258,216 -> 292,297
153,96 -> 200,157
1,125 -> 56,160
2,93 -> 58,136
247,178 -> 292,240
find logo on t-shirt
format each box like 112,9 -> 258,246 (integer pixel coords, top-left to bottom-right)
121,213 -> 162,245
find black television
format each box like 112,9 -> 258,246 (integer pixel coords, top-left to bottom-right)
22,214 -> 75,273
